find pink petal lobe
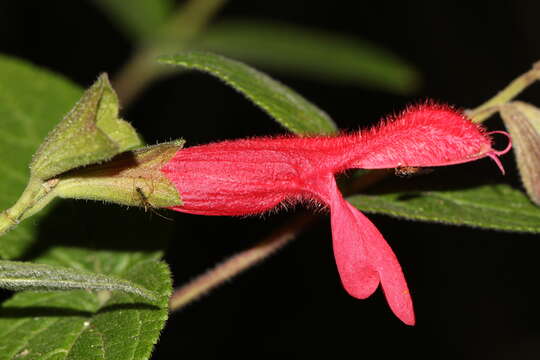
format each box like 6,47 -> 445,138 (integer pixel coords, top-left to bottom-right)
325,177 -> 415,325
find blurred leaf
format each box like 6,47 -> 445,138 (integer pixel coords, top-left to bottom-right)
94,0 -> 174,41
348,184 -> 540,233
0,54 -> 82,259
0,260 -> 158,301
195,20 -> 420,95
0,259 -> 171,360
499,101 -> 540,206
159,51 -> 337,135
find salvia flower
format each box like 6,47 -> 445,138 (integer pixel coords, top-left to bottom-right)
161,103 -> 511,325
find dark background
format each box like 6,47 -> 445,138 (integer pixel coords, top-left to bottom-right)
1,1 -> 540,359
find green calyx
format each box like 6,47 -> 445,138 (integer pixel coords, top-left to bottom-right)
0,142 -> 183,237
30,73 -> 142,180
54,141 -> 184,208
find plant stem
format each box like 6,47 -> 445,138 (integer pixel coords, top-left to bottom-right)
0,178 -> 58,237
114,0 -> 227,105
112,48 -> 160,107
468,61 -> 540,123
169,214 -> 315,311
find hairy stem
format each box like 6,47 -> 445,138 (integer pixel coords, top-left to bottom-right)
0,178 -> 58,237
468,61 -> 540,123
169,214 -> 315,311
112,48 -> 160,107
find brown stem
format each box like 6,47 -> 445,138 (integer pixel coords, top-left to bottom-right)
113,49 -> 161,106
169,214 -> 315,311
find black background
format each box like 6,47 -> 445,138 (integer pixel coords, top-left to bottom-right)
1,1 -> 540,359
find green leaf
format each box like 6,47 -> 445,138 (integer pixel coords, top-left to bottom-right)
0,54 -> 82,259
348,184 -> 540,233
159,51 -> 338,135
94,0 -> 174,41
0,201 -> 175,360
195,20 -> 420,95
30,73 -> 142,180
0,260 -> 158,301
0,260 -> 171,360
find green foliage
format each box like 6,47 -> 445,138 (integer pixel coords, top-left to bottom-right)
95,1 -> 418,102
0,55 -> 82,259
159,51 -> 338,135
0,55 -> 174,359
196,20 -> 419,94
349,184 -> 540,233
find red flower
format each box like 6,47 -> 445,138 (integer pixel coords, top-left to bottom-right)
161,103 -> 510,325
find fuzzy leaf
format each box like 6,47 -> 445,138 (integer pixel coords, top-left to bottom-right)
159,51 -> 337,135
348,184 -> 540,233
0,260 -> 171,360
0,260 -> 158,300
0,203 -> 174,360
196,20 -> 420,94
94,0 -> 174,41
0,200 -> 175,360
0,54 -> 82,259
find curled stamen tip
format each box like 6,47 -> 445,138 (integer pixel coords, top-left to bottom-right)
488,130 -> 513,156
488,152 -> 506,175
485,131 -> 512,175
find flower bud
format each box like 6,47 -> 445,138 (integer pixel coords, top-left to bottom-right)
30,74 -> 142,180
500,101 -> 540,205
